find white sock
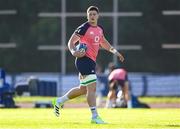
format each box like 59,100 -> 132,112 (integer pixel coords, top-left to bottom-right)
57,95 -> 69,104
90,106 -> 98,118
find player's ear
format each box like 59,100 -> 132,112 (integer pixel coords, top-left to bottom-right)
96,13 -> 99,19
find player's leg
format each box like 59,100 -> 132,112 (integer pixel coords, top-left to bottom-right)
80,74 -> 98,117
86,82 -> 96,106
121,81 -> 132,108
52,57 -> 89,117
57,85 -> 87,102
86,82 -> 97,117
122,81 -> 129,102
75,56 -> 105,123
81,75 -> 105,124
52,86 -> 87,117
105,80 -> 117,108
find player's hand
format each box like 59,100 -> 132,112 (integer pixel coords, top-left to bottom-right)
118,53 -> 124,62
72,50 -> 86,58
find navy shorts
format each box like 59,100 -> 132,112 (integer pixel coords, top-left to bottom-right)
75,56 -> 96,75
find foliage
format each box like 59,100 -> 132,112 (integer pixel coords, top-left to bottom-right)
0,0 -> 180,72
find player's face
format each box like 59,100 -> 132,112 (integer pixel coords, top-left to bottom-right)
87,10 -> 99,24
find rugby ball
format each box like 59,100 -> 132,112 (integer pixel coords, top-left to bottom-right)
76,43 -> 87,52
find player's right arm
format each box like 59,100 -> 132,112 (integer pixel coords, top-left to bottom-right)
68,33 -> 86,58
68,23 -> 89,58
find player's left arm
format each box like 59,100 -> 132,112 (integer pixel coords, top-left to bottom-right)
100,37 -> 124,62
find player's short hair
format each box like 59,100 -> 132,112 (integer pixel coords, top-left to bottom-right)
87,6 -> 99,14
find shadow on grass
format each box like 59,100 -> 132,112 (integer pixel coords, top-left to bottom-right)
149,124 -> 180,128
166,124 -> 180,127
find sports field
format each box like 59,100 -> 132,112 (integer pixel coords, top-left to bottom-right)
0,108 -> 180,129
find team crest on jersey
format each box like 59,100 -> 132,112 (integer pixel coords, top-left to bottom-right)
90,31 -> 94,35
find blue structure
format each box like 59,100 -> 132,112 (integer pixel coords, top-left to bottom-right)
15,77 -> 57,97
0,68 -> 15,108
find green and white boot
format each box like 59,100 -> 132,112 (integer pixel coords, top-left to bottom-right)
52,98 -> 64,117
91,116 -> 106,124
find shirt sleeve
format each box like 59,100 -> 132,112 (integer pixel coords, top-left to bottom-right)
74,22 -> 90,37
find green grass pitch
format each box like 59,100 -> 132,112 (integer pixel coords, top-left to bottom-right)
0,108 -> 180,129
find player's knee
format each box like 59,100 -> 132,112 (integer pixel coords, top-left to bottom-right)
87,85 -> 96,93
